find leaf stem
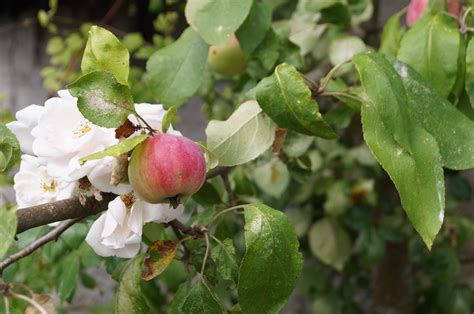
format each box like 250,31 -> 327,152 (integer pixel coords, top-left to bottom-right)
318,61 -> 351,93
10,292 -> 46,314
178,236 -> 194,244
460,7 -> 472,33
200,233 -> 210,280
209,234 -> 225,247
134,112 -> 157,135
3,296 -> 9,314
320,91 -> 364,104
207,204 -> 247,227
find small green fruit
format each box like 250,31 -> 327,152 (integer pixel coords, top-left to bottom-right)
208,35 -> 248,76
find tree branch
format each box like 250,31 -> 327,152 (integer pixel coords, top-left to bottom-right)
1,218 -> 82,274
206,167 -> 231,180
16,193 -> 116,234
220,172 -> 237,207
165,219 -> 207,238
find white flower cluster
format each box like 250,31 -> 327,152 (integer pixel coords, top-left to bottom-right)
8,90 -> 183,258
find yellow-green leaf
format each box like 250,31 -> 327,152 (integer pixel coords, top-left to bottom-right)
79,134 -> 148,165
141,240 -> 177,281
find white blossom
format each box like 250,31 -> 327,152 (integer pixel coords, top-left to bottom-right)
31,90 -> 118,181
129,103 -> 181,136
88,156 -> 133,195
7,105 -> 44,155
13,155 -> 76,208
86,195 -> 183,258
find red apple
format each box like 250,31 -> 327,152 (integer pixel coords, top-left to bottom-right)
406,0 -> 460,27
128,134 -> 206,204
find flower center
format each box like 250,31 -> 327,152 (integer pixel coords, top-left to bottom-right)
121,193 -> 136,210
73,121 -> 92,139
41,179 -> 58,192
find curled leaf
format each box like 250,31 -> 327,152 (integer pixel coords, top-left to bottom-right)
141,240 -> 177,281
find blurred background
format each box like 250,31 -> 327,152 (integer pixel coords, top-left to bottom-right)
0,0 -> 473,313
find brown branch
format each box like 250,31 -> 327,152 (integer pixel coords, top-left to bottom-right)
206,167 -> 231,180
165,220 -> 207,238
99,0 -> 126,25
16,193 -> 115,234
220,172 -> 237,207
1,218 -> 82,274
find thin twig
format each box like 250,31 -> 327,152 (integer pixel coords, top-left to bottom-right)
209,234 -> 225,247
220,172 -> 236,206
206,167 -> 231,179
0,218 -> 81,274
207,204 -> 247,227
10,292 -> 46,314
3,296 -> 9,314
318,61 -> 351,93
165,220 -> 206,238
99,0 -> 125,25
134,113 -> 157,135
321,91 -> 364,104
200,233 -> 210,280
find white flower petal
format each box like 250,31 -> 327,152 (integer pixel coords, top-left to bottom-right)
87,196 -> 144,258
7,104 -> 44,155
87,158 -> 133,195
140,200 -> 184,223
101,197 -> 125,238
14,155 -> 76,208
86,214 -> 116,257
128,204 -> 144,235
113,242 -> 141,258
128,103 -> 181,136
31,92 -> 117,181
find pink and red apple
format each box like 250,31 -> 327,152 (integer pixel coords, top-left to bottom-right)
128,134 -> 206,204
406,0 -> 460,27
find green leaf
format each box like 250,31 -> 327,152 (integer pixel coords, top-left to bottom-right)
197,142 -> 219,171
397,14 -> 459,97
162,106 -> 177,134
206,100 -> 276,167
353,52 -> 445,248
58,254 -> 80,301
465,37 -> 474,108
379,10 -> 405,57
328,36 -> 366,66
306,0 -> 341,11
169,281 -> 192,314
394,61 -> 474,170
82,25 -> 130,85
252,158 -> 290,198
141,240 -> 177,281
68,71 -> 135,128
255,63 -> 338,138
116,255 -> 150,313
79,134 -> 148,165
0,124 -> 20,172
211,238 -> 238,281
308,217 -> 351,271
37,10 -> 49,27
180,282 -> 225,313
238,204 -> 302,314
236,1 -> 272,55
185,0 -> 253,45
324,182 -> 350,216
122,32 -> 144,53
0,208 -> 17,256
289,22 -> 327,57
145,28 -> 208,108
